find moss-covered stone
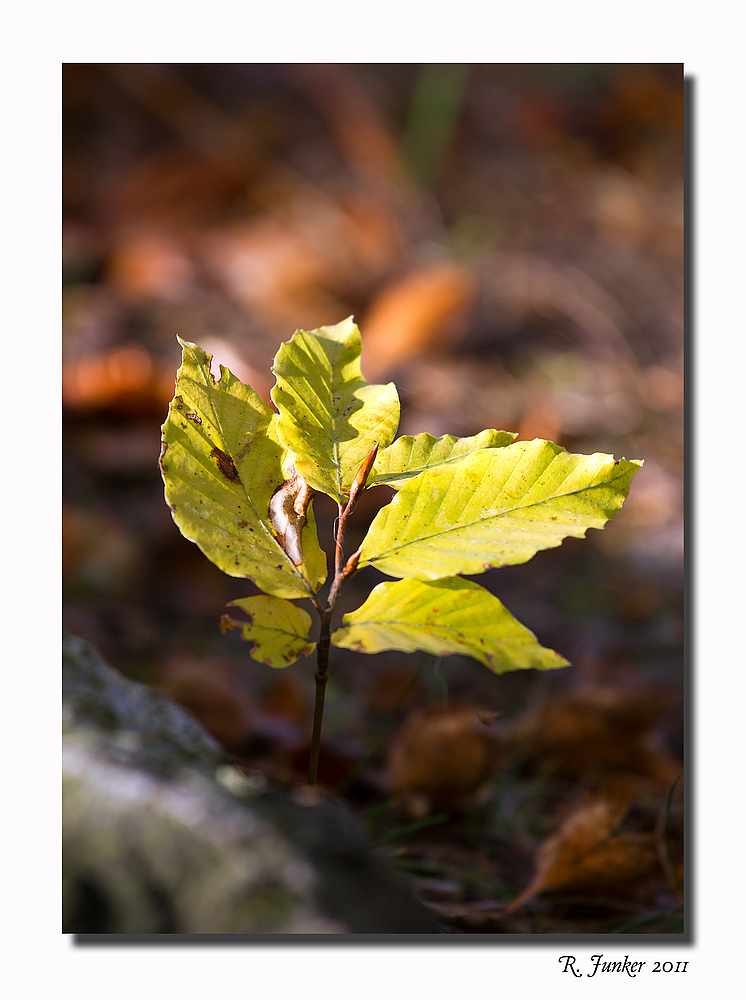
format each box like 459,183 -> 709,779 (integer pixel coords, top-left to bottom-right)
63,632 -> 439,934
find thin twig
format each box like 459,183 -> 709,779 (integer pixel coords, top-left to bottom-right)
307,444 -> 379,786
308,608 -> 332,785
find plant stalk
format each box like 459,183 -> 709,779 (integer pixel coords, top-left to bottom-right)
307,503 -> 346,786
307,448 -> 377,785
308,608 -> 332,786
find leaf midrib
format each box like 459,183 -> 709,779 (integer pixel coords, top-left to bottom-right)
363,465 -> 626,563
178,357 -> 315,594
336,619 -> 538,654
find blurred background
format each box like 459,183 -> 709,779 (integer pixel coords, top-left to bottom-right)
63,63 -> 684,932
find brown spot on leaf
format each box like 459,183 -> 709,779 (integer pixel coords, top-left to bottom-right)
235,438 -> 259,465
158,440 -> 169,473
219,614 -> 236,634
220,611 -> 253,636
211,447 -> 241,483
237,520 -> 248,529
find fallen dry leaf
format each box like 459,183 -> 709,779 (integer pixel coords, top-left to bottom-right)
506,784 -> 660,912
361,263 -> 477,376
106,230 -> 195,303
386,705 -> 504,818
63,342 -> 175,416
508,685 -> 681,791
286,63 -> 404,188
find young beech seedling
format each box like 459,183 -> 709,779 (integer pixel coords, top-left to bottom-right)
159,318 -> 642,785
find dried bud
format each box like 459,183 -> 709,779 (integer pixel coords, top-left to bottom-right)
268,470 -> 315,566
347,443 -> 379,510
343,550 -> 361,578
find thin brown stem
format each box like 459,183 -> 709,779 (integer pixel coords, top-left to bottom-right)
308,608 -> 332,786
333,502 -> 345,579
307,445 -> 378,786
308,506 -> 347,785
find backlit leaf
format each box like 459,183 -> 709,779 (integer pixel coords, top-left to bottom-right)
368,429 -> 516,489
221,596 -> 316,668
160,339 -> 327,600
270,317 -> 400,503
358,439 -> 642,580
332,577 -> 569,673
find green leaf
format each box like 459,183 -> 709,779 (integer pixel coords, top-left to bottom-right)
369,429 -> 517,489
358,439 -> 642,580
270,317 -> 400,503
221,596 -> 316,668
160,339 -> 327,600
332,577 -> 568,673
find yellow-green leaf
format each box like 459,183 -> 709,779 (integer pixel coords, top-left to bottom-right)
270,317 -> 400,503
160,339 -> 327,600
358,439 -> 642,580
369,429 -> 517,489
221,596 -> 316,668
332,577 -> 568,673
